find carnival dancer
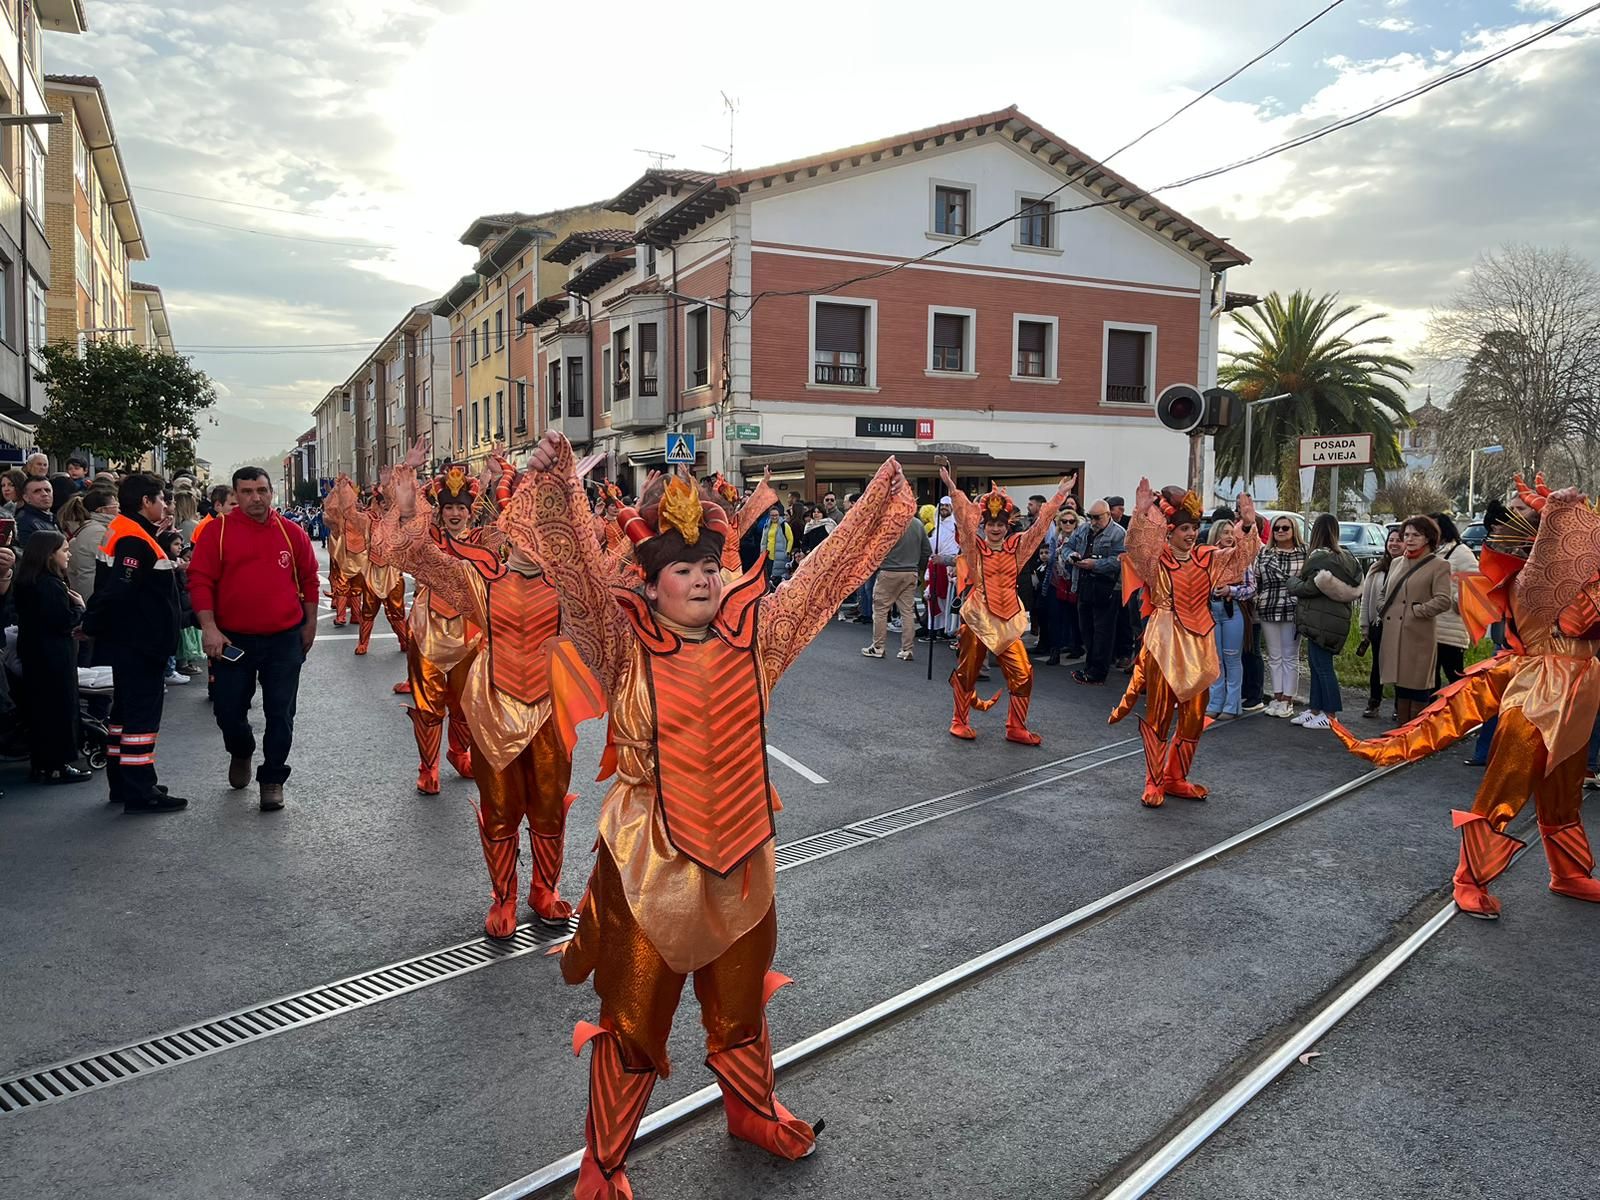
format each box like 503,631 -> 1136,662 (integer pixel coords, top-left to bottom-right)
942,467 -> 1076,744
399,457 -> 501,795
376,447 -> 591,936
1109,481 -> 1259,807
508,431 -> 914,1200
321,477 -> 384,654
1333,478 -> 1600,918
365,473 -> 413,655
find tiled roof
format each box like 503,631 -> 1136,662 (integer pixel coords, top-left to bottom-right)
44,72 -> 99,87
545,228 -> 638,265
607,169 -> 715,215
603,277 -> 666,308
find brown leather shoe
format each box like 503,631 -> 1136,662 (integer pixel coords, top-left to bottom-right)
259,783 -> 285,812
228,755 -> 252,790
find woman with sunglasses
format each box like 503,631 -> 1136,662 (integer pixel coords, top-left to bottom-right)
1255,518 -> 1305,717
1035,510 -> 1085,666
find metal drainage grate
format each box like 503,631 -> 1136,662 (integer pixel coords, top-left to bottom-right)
774,827 -> 876,870
0,918 -> 574,1116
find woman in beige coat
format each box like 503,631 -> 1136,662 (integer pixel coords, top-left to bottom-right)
1377,514 -> 1453,723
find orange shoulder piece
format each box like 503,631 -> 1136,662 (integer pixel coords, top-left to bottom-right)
549,638 -> 608,758
1121,553 -> 1147,609
713,561 -> 767,650
613,587 -> 681,655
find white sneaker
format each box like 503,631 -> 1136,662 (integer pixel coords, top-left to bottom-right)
165,672 -> 190,685
888,619 -> 903,633
860,646 -> 884,659
1303,712 -> 1331,730
897,649 -> 915,661
1264,700 -> 1285,718
1290,709 -> 1312,726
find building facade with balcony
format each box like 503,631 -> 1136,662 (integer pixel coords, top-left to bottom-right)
128,279 -> 171,351
528,108 -> 1250,503
43,73 -> 145,353
313,385 -> 355,488
340,301 -> 452,483
0,0 -> 84,447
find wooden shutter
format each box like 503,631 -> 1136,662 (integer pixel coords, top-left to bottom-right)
815,304 -> 865,353
1106,330 -> 1146,386
1017,321 -> 1047,353
638,323 -> 657,353
933,313 -> 965,348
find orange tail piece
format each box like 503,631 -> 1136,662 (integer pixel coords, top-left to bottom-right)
1332,657 -> 1516,766
1110,655 -> 1147,725
971,688 -> 1004,713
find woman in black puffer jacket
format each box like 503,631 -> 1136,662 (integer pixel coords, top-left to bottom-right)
1289,514 -> 1363,730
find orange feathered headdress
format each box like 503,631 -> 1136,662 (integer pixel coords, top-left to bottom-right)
426,464 -> 480,506
978,482 -> 1016,524
616,473 -> 731,579
1157,485 -> 1204,527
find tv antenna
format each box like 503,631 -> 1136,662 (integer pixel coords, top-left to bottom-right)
633,148 -> 677,169
701,91 -> 738,170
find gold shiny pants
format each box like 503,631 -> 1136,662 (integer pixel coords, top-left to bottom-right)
405,652 -> 472,793
469,718 -> 574,933
1137,652 -> 1209,806
381,581 -> 410,652
949,626 -> 1037,743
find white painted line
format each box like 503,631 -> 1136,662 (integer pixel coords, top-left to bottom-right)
317,633 -> 400,642
767,744 -> 828,784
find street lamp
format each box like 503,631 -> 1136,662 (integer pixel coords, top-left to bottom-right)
1239,392 -> 1292,500
1467,444 -> 1504,517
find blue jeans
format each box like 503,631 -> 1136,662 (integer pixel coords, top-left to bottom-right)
1306,639 -> 1341,714
1208,599 -> 1245,715
856,574 -> 876,620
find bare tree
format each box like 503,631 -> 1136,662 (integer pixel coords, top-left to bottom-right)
1426,244 -> 1600,490
1372,475 -> 1450,520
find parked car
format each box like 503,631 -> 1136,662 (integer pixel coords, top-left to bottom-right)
1461,521 -> 1488,551
1339,521 -> 1389,569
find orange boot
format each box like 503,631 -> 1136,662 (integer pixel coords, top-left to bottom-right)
1452,810 -> 1524,919
446,715 -> 474,780
408,707 -> 442,796
528,794 -> 577,921
949,669 -> 977,740
1004,693 -> 1041,746
1162,736 -> 1208,801
1541,820 -> 1600,903
1137,718 -> 1166,808
574,1023 -> 657,1200
706,973 -> 818,1161
480,830 -> 520,939
354,602 -> 376,655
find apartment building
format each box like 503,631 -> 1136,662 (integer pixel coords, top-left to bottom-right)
334,301 -> 451,486
313,385 -> 355,486
0,0 -> 85,446
439,202 -> 619,470
528,107 -> 1250,503
43,73 -> 146,352
128,279 -> 172,351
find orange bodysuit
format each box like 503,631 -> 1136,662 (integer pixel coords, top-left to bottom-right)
1111,516 -> 1258,807
503,438 -> 915,1198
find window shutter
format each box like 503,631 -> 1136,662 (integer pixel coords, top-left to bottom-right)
815,303 -> 865,353
639,323 -> 657,353
933,313 -> 965,347
1106,330 -> 1146,386
1017,321 -> 1047,353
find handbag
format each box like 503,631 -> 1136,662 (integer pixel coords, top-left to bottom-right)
179,626 -> 205,664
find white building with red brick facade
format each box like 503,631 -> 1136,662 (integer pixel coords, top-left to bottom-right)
522,106 -> 1250,502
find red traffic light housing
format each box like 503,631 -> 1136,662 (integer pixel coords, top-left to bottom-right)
1157,385 -> 1237,434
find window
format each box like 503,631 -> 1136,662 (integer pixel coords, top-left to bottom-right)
495,390 -> 504,437
455,407 -> 464,452
27,274 -> 46,361
1015,318 -> 1054,379
0,95 -> 14,184
0,255 -> 12,348
494,310 -> 504,349
74,229 -> 91,287
342,393 -> 352,413
74,127 -> 88,188
471,400 -> 479,444
481,319 -> 490,356
566,357 -> 585,419
933,184 -> 969,237
25,137 -> 42,215
613,327 -> 631,401
638,323 -> 658,396
548,363 -> 562,420
602,347 -> 612,414
516,381 -> 527,430
455,337 -> 463,374
929,310 -> 971,373
1017,197 -> 1052,249
514,291 -> 525,337
645,245 -> 657,278
813,303 -> 867,386
469,326 -> 478,364
686,306 -> 710,389
1104,327 -> 1152,405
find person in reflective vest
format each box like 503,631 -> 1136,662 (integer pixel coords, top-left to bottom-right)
511,431 -> 914,1200
1110,481 -> 1260,807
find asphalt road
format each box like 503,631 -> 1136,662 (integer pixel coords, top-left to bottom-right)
2,551 -> 1596,1199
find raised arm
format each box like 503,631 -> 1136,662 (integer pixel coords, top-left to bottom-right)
503,432 -> 631,693
759,457 -> 916,685
1015,473 -> 1078,563
736,469 -> 778,536
940,466 -> 983,584
373,466 -> 485,626
1519,488 -> 1600,632
322,475 -> 357,536
1123,477 -> 1167,586
1207,522 -> 1262,588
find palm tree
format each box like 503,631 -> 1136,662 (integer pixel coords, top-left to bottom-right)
1216,291 -> 1414,509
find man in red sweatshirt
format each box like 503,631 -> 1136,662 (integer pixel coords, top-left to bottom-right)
188,466 -> 320,811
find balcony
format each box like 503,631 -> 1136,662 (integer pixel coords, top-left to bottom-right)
1105,383 -> 1147,405
814,363 -> 867,387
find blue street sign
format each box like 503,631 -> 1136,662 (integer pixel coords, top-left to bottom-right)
665,433 -> 697,464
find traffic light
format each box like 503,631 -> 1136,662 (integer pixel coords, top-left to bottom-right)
1156,385 -> 1237,434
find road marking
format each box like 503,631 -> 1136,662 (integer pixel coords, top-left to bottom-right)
766,745 -> 827,784
316,633 -> 399,642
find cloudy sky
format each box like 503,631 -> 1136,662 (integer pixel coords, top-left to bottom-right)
45,0 -> 1600,473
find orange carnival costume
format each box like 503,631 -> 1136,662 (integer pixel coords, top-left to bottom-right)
947,482 -> 1066,744
1334,477 -> 1600,918
399,465 -> 499,795
1110,486 -> 1259,807
376,464 -> 594,937
506,437 -> 914,1200
325,521 -> 352,626
323,477 -> 411,655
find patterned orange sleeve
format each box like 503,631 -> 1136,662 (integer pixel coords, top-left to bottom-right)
1124,512 -> 1165,587
501,437 -> 631,694
1015,489 -> 1066,565
373,473 -> 485,625
946,487 -> 983,587
758,459 -> 916,685
737,478 -> 779,535
1518,494 -> 1600,632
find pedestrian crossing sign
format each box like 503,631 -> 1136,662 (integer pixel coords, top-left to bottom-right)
665,433 -> 697,464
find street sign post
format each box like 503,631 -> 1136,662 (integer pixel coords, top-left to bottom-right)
665,433 -> 697,464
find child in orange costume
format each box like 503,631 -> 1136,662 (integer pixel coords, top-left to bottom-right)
1333,477 -> 1600,918
509,431 -> 914,1200
1110,481 -> 1259,807
942,467 -> 1076,745
376,451 -> 592,938
325,521 -> 352,626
